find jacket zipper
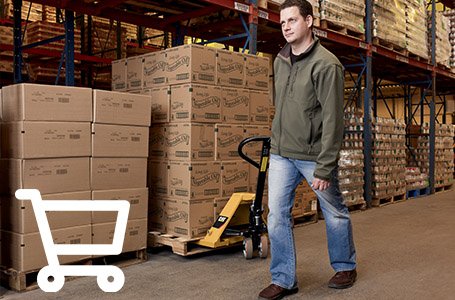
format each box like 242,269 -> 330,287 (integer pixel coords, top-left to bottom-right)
278,60 -> 293,155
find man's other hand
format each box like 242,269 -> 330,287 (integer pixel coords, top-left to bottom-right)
312,178 -> 330,191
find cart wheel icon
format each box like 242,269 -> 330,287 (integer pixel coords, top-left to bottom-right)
97,266 -> 125,292
38,266 -> 65,292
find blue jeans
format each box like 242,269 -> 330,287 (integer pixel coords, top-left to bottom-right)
267,154 -> 356,289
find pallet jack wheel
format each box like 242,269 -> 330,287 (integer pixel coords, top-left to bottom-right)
243,237 -> 254,259
258,235 -> 269,258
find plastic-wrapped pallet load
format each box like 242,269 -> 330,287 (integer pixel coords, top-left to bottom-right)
373,0 -> 407,49
428,11 -> 451,69
443,9 -> 455,69
319,0 -> 365,34
405,167 -> 428,191
339,107 -> 365,209
371,117 -> 407,205
406,0 -> 428,60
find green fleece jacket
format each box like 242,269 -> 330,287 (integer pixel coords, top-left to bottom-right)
271,37 -> 344,181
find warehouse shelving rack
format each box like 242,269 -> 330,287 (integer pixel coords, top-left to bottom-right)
3,0 -> 455,204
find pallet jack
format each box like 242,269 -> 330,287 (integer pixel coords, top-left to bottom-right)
195,136 -> 271,259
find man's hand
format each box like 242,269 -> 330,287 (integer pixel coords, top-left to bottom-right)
312,178 -> 330,191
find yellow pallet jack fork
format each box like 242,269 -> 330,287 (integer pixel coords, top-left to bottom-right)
196,136 -> 270,259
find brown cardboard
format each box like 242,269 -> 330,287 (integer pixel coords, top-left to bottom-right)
112,58 -> 127,91
127,55 -> 144,91
91,218 -> 147,254
170,84 -> 221,123
1,121 -> 91,158
245,54 -> 269,90
160,198 -> 214,238
0,191 -> 91,234
149,124 -> 167,159
168,161 -> 221,200
249,163 -> 268,193
221,161 -> 249,197
1,83 -> 92,122
221,87 -> 249,123
0,225 -> 91,272
0,157 -> 90,195
90,158 -> 147,190
147,160 -> 169,197
91,124 -> 149,158
166,123 -> 214,161
143,86 -> 170,123
243,125 -> 270,159
215,123 -> 244,160
216,49 -> 245,87
93,90 -> 151,126
143,50 -> 167,88
148,197 -> 166,232
166,44 -> 216,85
249,90 -> 270,124
91,188 -> 148,223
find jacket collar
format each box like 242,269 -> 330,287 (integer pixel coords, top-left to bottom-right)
277,35 -> 320,64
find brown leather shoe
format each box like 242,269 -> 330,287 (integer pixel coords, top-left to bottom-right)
258,284 -> 298,300
328,269 -> 357,289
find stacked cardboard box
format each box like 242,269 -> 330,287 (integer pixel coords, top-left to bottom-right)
443,10 -> 455,69
373,0 -> 407,49
371,117 -> 407,199
428,11 -> 452,69
340,107 -> 365,207
292,180 -> 318,218
0,83 -> 93,272
117,44 -> 271,239
319,0 -> 365,34
91,90 -> 151,253
406,0 -> 428,60
1,0 -> 44,21
405,167 -> 428,191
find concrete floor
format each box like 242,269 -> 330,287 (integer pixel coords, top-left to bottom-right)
1,189 -> 454,300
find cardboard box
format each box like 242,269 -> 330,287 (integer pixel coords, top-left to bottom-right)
166,123 -> 215,161
216,49 -> 245,87
91,188 -> 148,223
143,50 -> 167,88
90,157 -> 147,190
148,160 -> 169,197
1,121 -> 91,158
243,125 -> 270,159
221,161 -> 249,197
245,54 -> 269,90
0,191 -> 91,234
0,157 -> 90,195
149,124 -> 167,159
221,87 -> 249,123
166,44 -> 216,85
112,58 -> 127,91
148,197 -> 166,232
158,198 -> 214,238
249,163 -> 268,193
91,124 -> 149,158
249,90 -> 270,124
170,84 -> 221,123
142,86 -> 170,123
215,123 -> 244,160
0,225 -> 92,272
93,90 -> 151,126
92,218 -> 147,254
1,83 -> 92,122
169,161 -> 221,200
127,55 -> 144,90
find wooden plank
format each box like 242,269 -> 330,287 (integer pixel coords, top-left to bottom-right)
292,211 -> 318,227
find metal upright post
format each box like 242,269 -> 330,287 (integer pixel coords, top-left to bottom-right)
429,0 -> 436,193
363,0 -> 373,206
65,10 -> 75,86
13,0 -> 23,83
248,0 -> 258,54
117,21 -> 122,59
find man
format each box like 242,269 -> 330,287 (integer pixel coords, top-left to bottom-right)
258,1 -> 357,299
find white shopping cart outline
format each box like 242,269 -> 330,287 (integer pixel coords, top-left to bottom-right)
15,189 -> 131,293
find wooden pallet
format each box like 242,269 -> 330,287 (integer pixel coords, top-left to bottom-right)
346,201 -> 367,213
148,232 -> 242,256
0,249 -> 147,292
371,193 -> 406,207
320,20 -> 364,40
435,183 -> 453,193
408,52 -> 430,64
292,211 -> 318,228
373,37 -> 408,56
406,187 -> 430,199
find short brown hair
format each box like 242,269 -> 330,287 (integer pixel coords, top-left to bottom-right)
280,0 -> 313,18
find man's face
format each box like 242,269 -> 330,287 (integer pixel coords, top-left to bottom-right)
280,6 -> 312,45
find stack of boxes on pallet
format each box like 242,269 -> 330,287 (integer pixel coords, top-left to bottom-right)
319,0 -> 365,34
0,84 -> 150,273
371,118 -> 407,204
405,167 -> 428,192
340,107 -> 365,208
373,0 -> 407,49
112,44 -> 271,239
406,0 -> 428,60
443,9 -> 455,69
1,0 -> 44,21
0,25 -> 14,73
428,11 -> 452,69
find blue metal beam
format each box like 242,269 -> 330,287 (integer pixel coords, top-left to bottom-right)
22,35 -> 66,50
248,0 -> 258,54
13,0 -> 23,83
65,10 -> 75,86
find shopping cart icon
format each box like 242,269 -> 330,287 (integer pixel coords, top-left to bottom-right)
15,189 -> 131,293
